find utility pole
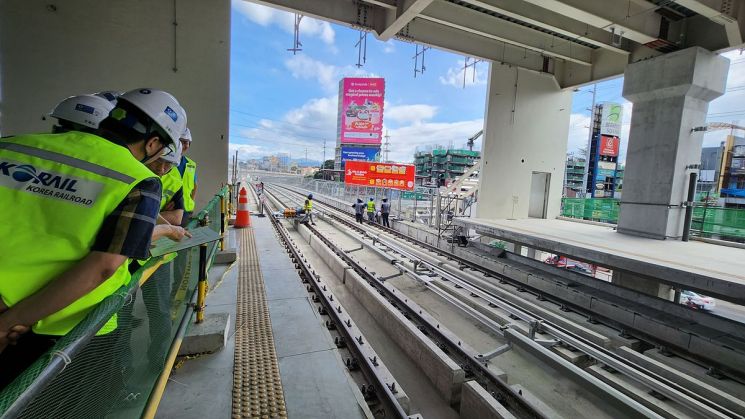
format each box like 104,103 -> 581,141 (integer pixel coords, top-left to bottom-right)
322,139 -> 327,180
383,131 -> 391,162
581,83 -> 597,198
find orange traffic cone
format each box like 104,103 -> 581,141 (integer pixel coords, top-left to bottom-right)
235,187 -> 251,228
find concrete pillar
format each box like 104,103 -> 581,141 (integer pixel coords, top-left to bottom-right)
618,47 -> 728,239
476,64 -> 572,220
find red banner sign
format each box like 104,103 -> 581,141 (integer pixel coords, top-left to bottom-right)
344,161 -> 416,191
599,135 -> 619,157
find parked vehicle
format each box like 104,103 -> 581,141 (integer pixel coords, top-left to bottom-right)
679,290 -> 716,311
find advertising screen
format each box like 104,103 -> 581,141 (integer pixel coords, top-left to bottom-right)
344,160 -> 415,191
341,146 -> 380,162
599,135 -> 620,157
338,78 -> 385,145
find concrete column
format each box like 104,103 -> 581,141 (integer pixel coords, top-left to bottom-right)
618,47 -> 728,239
476,64 -> 572,220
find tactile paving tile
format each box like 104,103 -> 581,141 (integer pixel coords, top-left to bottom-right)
232,228 -> 288,419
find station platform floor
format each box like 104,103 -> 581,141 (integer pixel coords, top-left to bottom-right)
157,215 -> 371,418
453,217 -> 745,303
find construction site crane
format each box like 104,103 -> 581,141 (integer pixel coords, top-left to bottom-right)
693,122 -> 745,134
705,122 -> 745,133
466,129 -> 483,151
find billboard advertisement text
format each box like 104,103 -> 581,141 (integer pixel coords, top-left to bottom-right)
344,160 -> 415,191
341,146 -> 380,162
599,135 -> 620,157
338,78 -> 385,145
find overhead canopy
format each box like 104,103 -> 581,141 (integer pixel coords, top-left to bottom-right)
248,0 -> 745,87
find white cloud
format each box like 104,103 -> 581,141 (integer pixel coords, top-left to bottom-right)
228,143 -> 266,160
387,119 -> 485,162
440,59 -> 488,88
284,54 -> 377,92
383,41 -> 396,54
232,0 -> 335,45
386,104 -> 438,124
231,95 -> 481,164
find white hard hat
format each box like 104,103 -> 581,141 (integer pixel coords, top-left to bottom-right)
180,127 -> 192,143
95,90 -> 122,104
160,137 -> 182,165
117,88 -> 187,144
49,94 -> 114,130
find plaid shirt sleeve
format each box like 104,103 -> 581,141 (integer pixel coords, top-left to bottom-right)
92,178 -> 161,259
169,187 -> 185,211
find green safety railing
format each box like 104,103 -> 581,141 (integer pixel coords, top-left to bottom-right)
561,197 -> 620,223
0,186 -> 231,419
561,197 -> 745,241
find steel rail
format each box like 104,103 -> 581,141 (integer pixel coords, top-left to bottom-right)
259,186 -> 412,419
274,184 -> 742,419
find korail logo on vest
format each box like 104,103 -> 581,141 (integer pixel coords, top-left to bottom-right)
0,160 -> 104,206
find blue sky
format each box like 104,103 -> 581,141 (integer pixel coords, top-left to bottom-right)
230,1 -> 745,165
230,1 -> 487,163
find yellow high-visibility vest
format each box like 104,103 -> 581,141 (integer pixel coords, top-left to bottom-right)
0,132 -> 157,335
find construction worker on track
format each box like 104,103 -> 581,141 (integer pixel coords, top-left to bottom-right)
381,197 -> 391,227
301,194 -> 316,225
367,197 -> 376,223
354,198 -> 365,224
0,88 -> 189,387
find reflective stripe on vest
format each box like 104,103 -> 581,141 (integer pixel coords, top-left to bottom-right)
0,132 -> 157,335
367,201 -> 375,212
181,156 -> 197,212
160,166 -> 183,210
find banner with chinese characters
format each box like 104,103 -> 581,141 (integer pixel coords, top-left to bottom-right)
344,161 -> 415,191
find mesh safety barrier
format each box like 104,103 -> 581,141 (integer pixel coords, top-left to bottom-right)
561,198 -> 620,222
561,198 -> 745,241
0,187 -> 229,418
691,206 -> 745,241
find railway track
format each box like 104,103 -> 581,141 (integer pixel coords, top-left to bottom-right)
264,183 -> 745,419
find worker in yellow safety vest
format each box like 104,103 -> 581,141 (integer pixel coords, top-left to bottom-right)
0,88 -> 189,388
147,139 -> 184,226
367,197 -> 376,223
176,128 -> 197,227
301,194 -> 316,225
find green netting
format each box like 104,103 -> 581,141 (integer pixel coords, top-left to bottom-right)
0,187 -> 229,418
561,198 -> 745,241
691,206 -> 745,240
561,198 -> 620,222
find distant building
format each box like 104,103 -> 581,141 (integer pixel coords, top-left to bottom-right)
584,102 -> 622,198
699,136 -> 745,208
277,153 -> 290,172
564,155 -> 585,197
414,148 -> 480,187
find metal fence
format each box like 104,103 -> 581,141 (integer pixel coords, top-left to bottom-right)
251,175 -> 478,231
0,186 -> 229,419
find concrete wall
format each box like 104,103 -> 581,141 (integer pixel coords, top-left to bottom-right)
0,0 -> 230,209
476,64 -> 572,220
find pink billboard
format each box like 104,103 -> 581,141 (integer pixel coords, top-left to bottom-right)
338,78 -> 385,145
